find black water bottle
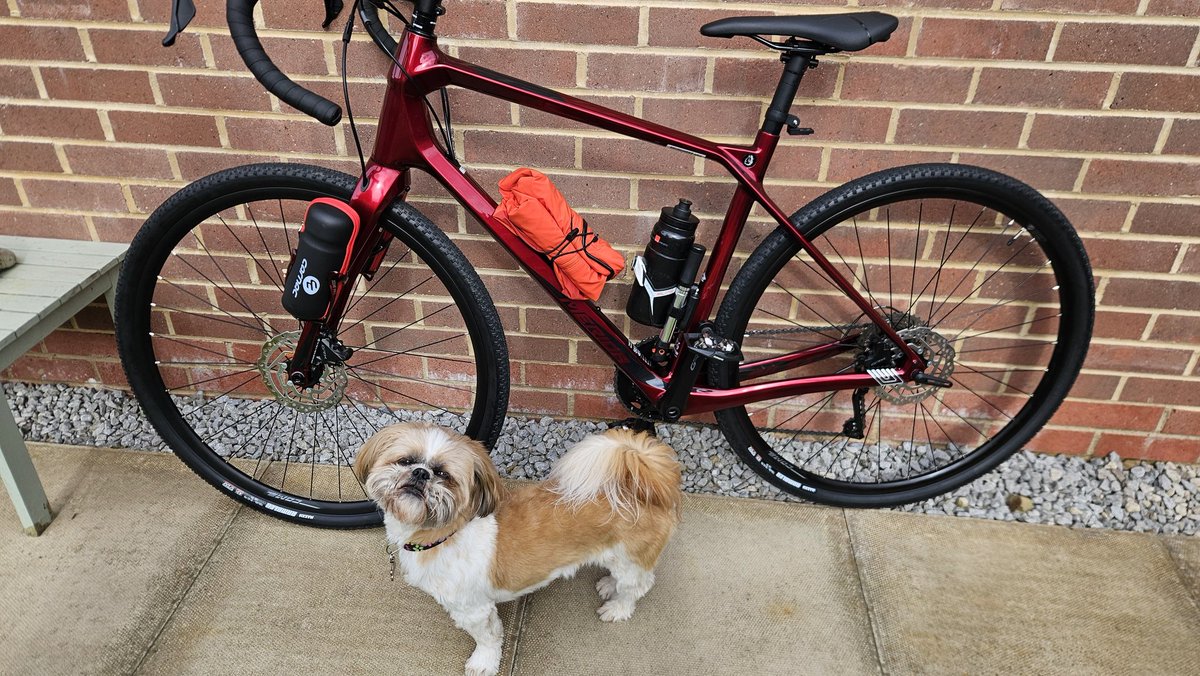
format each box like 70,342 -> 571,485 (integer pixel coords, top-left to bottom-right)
626,199 -> 700,327
282,198 -> 359,321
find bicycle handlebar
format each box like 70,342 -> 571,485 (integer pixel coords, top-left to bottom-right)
227,0 -> 343,126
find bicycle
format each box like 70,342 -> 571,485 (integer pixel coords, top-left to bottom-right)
115,0 -> 1095,528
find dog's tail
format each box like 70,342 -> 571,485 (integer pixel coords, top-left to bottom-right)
548,429 -> 681,517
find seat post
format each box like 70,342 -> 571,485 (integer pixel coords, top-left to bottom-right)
761,52 -> 813,135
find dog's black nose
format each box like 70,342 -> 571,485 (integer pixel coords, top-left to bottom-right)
411,467 -> 430,482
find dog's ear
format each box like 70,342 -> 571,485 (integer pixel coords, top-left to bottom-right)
354,425 -> 395,485
468,439 -> 504,518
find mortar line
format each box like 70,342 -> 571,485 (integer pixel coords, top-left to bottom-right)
842,510 -> 888,676
130,504 -> 245,674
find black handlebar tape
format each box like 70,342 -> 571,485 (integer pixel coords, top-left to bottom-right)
226,0 -> 343,126
358,1 -> 398,56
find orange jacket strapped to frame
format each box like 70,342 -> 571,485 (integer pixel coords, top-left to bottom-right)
492,168 -> 625,301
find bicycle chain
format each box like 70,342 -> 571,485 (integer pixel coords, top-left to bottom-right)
744,322 -> 871,336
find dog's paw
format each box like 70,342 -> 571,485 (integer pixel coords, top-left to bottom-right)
465,653 -> 500,676
596,575 -> 617,601
597,599 -> 635,622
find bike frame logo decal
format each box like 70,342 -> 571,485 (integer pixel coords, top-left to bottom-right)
302,275 -> 320,295
867,368 -> 904,386
291,258 -> 309,298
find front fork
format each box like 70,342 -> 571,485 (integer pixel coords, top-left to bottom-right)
287,165 -> 411,387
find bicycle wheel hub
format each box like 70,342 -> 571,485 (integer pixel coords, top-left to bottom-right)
877,326 -> 955,404
258,331 -> 347,412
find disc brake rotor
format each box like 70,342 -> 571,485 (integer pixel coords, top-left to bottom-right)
258,330 -> 347,412
875,326 -> 955,404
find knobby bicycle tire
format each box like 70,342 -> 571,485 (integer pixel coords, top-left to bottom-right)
712,163 -> 1094,507
115,163 -> 509,528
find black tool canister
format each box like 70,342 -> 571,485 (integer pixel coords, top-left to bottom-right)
281,198 -> 360,321
626,199 -> 700,327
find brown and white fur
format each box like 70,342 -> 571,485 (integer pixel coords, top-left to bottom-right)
355,422 -> 682,676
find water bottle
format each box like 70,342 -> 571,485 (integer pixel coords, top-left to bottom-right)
626,199 -> 700,327
281,198 -> 360,321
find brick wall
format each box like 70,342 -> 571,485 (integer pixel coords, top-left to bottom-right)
1,0 -> 1198,461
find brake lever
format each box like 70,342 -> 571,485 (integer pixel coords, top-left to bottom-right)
161,0 -> 196,47
322,0 -> 345,28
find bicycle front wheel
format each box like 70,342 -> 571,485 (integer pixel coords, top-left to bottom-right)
713,164 -> 1093,507
116,163 -> 509,528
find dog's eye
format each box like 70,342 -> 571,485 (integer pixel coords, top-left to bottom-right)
433,467 -> 449,479
395,458 -> 415,466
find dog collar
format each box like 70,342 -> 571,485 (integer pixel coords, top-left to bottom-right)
402,532 -> 455,552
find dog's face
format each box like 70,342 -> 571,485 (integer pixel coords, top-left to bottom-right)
354,423 -> 502,529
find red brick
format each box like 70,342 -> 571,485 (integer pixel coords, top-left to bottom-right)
1163,409 -> 1200,435
763,144 -> 825,181
5,355 -> 97,384
647,7 -> 746,49
173,151 -> 263,181
999,0 -> 1138,11
1149,314 -> 1200,344
89,28 -> 206,67
581,138 -> 694,176
1086,343 -> 1192,376
509,388 -> 569,416
22,179 -> 127,212
859,0 -> 991,7
1027,115 -> 1163,154
457,46 -> 578,89
442,88 -> 511,126
1092,310 -> 1150,340
0,210 -> 90,238
1112,73 -> 1200,113
64,145 -> 174,180
587,53 -> 707,93
974,68 -> 1113,110
826,148 -> 954,184
1103,278 -> 1200,311
1163,119 -> 1200,156
1083,159 -> 1200,198
1070,373 -> 1121,400
41,329 -> 119,358
462,129 -> 575,169
1053,198 -> 1129,234
0,105 -> 105,140
438,0 -> 508,39
712,57 -> 839,99
0,24 -> 84,61
0,65 -> 39,99
957,153 -> 1084,193
210,35 -> 332,76
517,4 -> 638,45
1084,237 -> 1180,273
1,141 -> 62,173
1053,400 -> 1162,431
1143,0 -> 1199,15
1178,247 -> 1200,274
91,215 -> 143,244
1130,202 -> 1200,237
156,73 -> 275,112
573,393 -> 628,420
1055,23 -> 1198,67
260,1 -> 326,30
788,104 -> 893,143
843,63 -> 973,104
0,180 -> 19,207
523,363 -> 613,391
109,110 -> 222,147
916,18 -> 1054,61
41,67 -> 155,105
895,109 -> 1027,149
225,117 -> 339,154
1094,434 -> 1200,463
1024,427 -> 1096,455
636,178 -> 737,213
642,97 -> 762,138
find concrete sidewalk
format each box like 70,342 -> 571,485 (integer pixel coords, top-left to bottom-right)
1,444 -> 1198,675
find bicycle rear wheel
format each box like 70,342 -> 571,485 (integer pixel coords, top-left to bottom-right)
713,164 -> 1093,507
115,163 -> 509,528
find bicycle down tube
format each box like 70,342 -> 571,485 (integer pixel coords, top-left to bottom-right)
327,29 -> 926,416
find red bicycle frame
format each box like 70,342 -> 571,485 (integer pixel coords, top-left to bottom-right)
300,25 -> 925,417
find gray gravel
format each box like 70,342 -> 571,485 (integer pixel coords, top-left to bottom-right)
5,381 -> 1198,535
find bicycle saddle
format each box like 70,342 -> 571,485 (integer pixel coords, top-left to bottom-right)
700,11 -> 898,52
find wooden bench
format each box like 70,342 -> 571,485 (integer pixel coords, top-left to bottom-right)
0,235 -> 128,535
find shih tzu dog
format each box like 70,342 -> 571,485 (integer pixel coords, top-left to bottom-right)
355,422 -> 682,676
